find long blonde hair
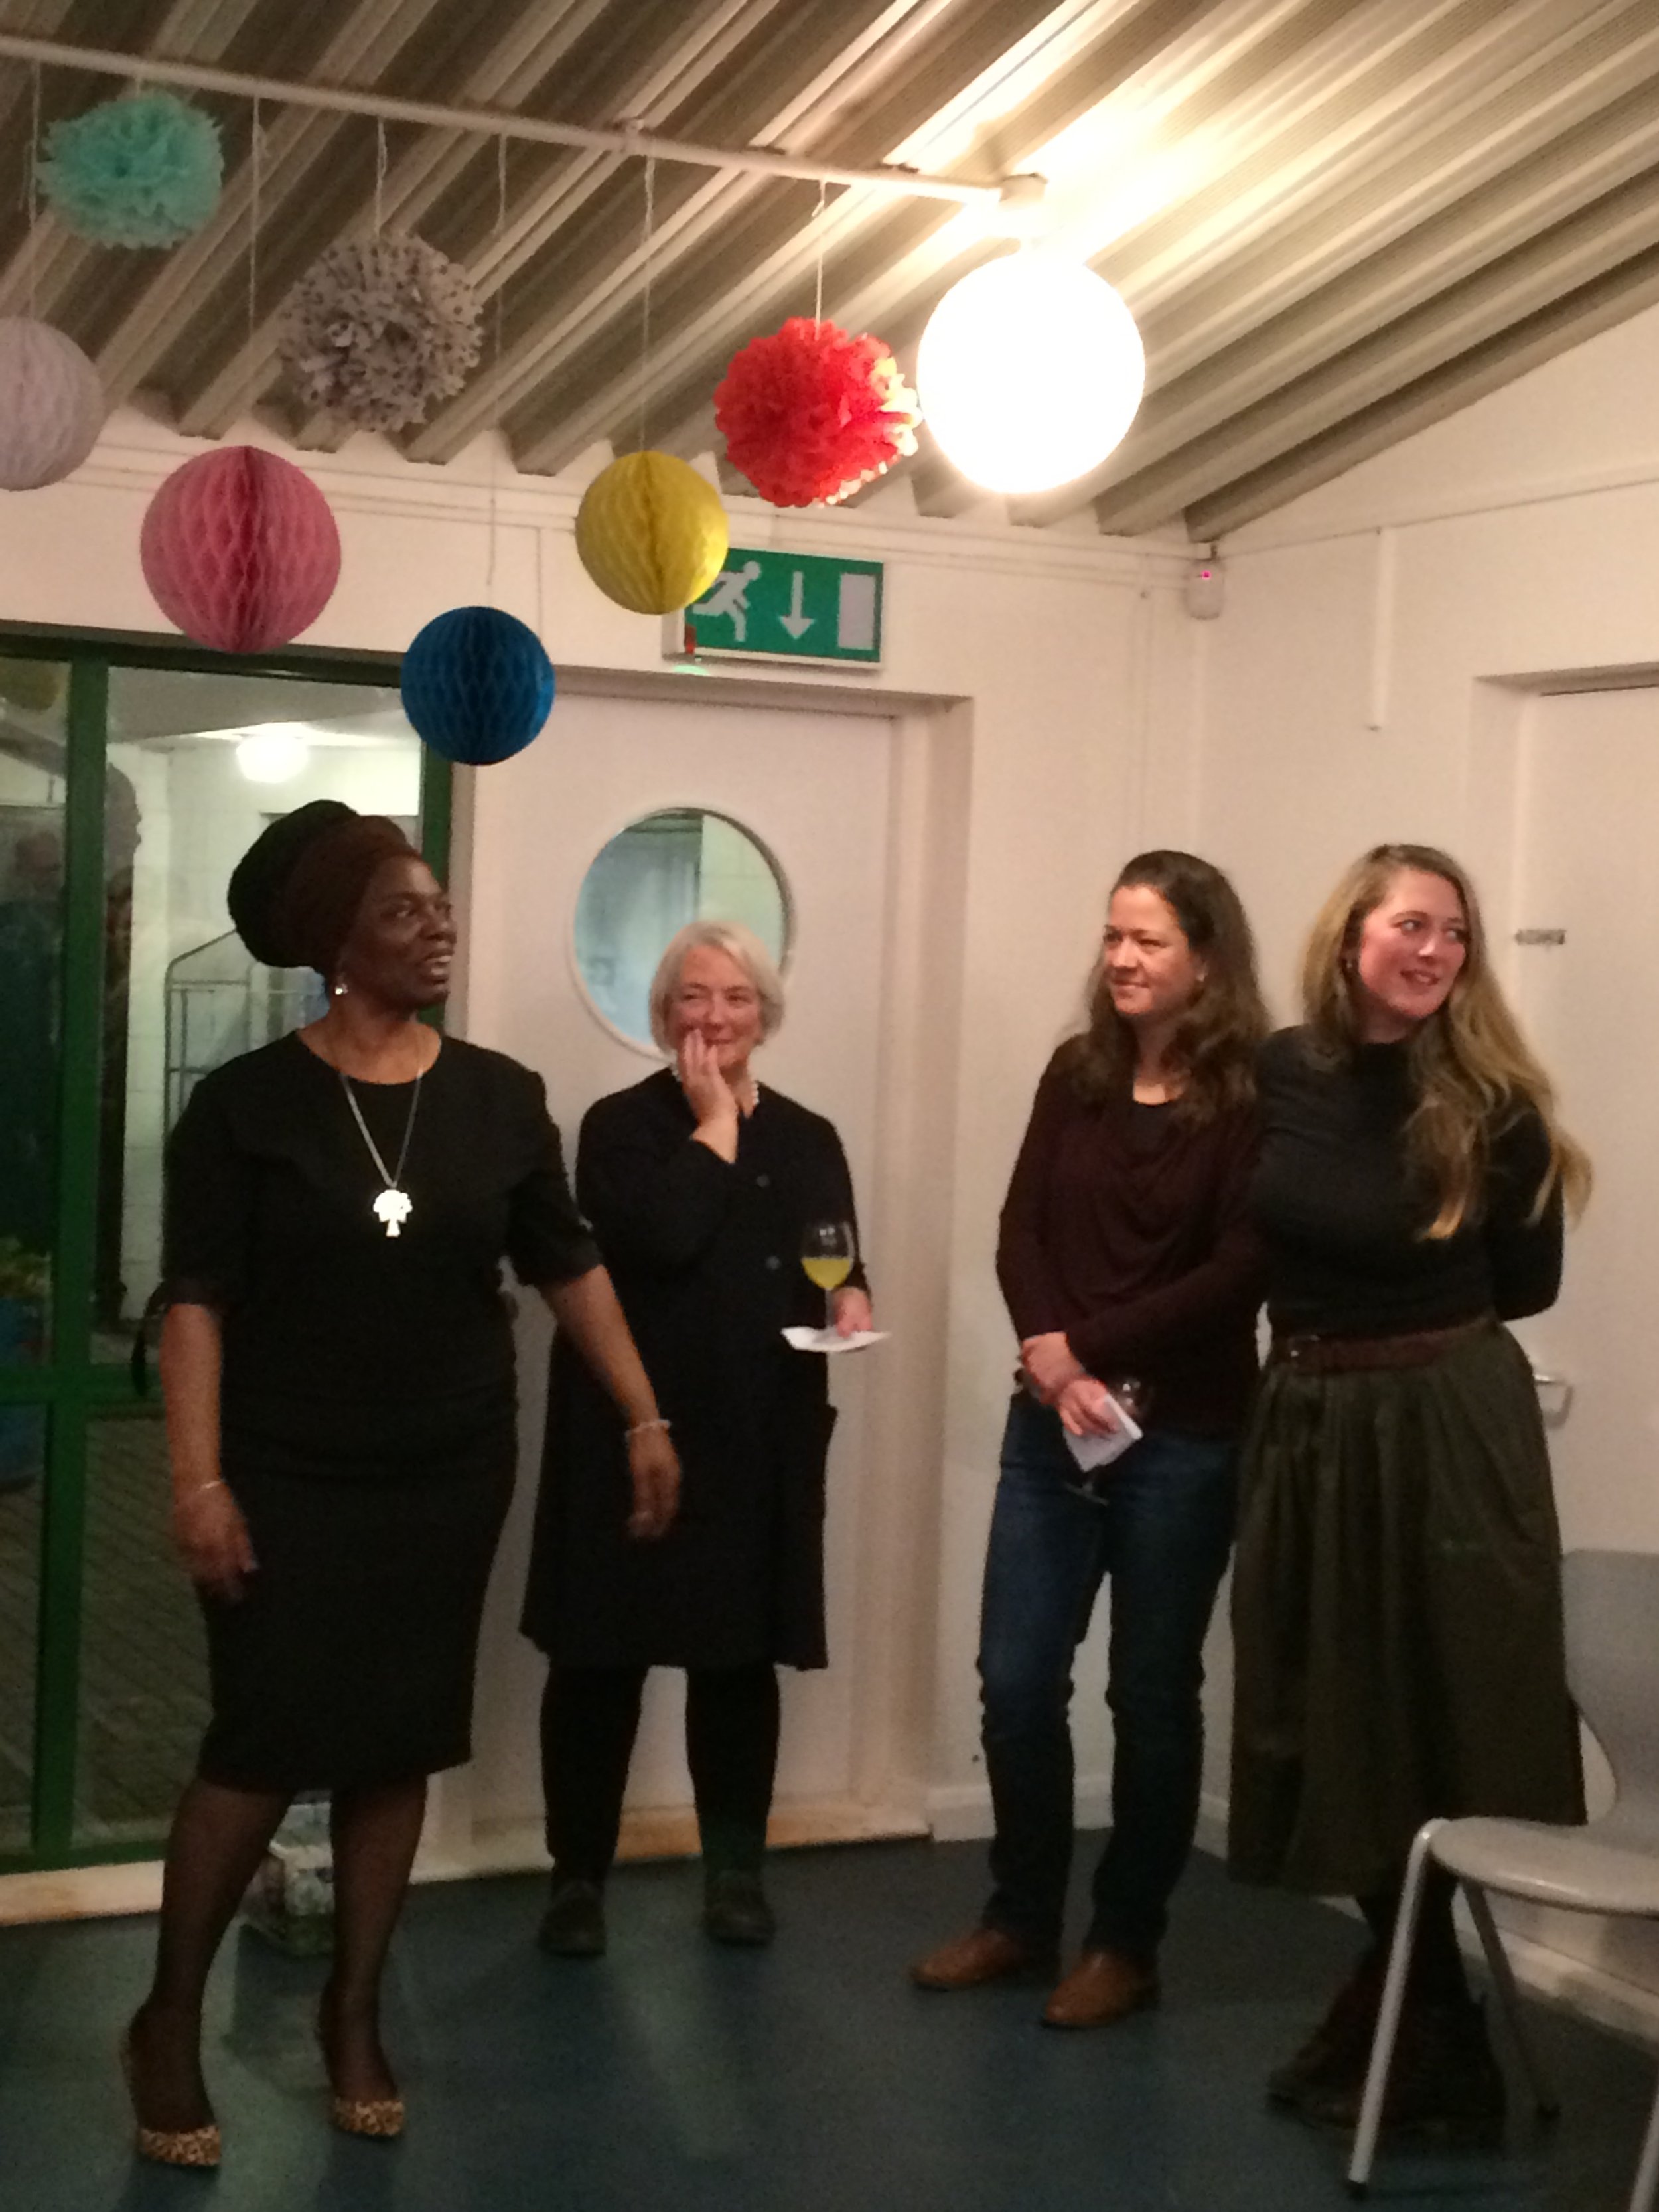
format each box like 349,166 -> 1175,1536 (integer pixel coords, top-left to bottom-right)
1302,843 -> 1591,1238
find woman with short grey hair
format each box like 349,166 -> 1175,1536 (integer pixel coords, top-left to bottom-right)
523,918 -> 871,1951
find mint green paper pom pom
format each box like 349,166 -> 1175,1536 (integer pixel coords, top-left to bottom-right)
42,92 -> 222,249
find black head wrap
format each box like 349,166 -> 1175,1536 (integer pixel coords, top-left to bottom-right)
226,800 -> 419,977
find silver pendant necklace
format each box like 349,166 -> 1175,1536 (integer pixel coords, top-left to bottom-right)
340,1069 -> 423,1236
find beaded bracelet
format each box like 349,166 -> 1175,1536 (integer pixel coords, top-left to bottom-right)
626,1416 -> 672,1439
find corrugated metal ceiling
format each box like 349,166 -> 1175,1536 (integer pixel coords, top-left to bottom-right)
0,0 -> 1655,538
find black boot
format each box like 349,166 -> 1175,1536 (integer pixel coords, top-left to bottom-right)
1297,1994 -> 1506,2140
703,1867 -> 776,1947
1267,1951 -> 1384,2107
538,1874 -> 607,1957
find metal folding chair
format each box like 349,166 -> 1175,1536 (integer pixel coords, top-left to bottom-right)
1348,1550 -> 1659,2209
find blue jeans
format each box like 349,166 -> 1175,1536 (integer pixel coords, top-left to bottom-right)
979,1391 -> 1237,1961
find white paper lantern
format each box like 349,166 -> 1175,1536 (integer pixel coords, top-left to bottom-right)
916,252 -> 1145,496
0,318 -> 106,490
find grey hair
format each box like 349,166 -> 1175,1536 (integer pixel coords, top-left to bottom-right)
648,919 -> 787,1053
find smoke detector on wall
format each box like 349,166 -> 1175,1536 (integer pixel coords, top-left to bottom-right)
1183,550 -> 1225,620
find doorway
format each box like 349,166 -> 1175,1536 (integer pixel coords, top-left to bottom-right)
1506,685 -> 1659,1557
0,631 -> 447,1874
457,680 -> 966,1863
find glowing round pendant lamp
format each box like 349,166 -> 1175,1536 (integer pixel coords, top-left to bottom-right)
916,252 -> 1145,496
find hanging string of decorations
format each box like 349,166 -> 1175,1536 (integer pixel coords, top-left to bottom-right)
574,155 -> 731,617
0,36 -> 1151,703
0,70 -> 107,492
399,146 -> 558,769
140,105 -> 342,654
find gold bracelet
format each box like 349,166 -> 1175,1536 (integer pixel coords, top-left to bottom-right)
625,1417 -> 671,1439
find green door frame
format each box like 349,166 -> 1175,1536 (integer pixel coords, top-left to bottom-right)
0,621 -> 450,1874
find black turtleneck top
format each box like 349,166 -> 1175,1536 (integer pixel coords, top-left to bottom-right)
1251,1027 -> 1563,1338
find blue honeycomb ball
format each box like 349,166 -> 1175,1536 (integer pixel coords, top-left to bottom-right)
42,92 -> 222,250
401,607 -> 555,766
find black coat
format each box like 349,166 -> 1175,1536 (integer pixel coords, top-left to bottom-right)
522,1069 -> 865,1670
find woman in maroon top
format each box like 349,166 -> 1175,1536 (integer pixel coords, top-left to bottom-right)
914,851 -> 1267,2026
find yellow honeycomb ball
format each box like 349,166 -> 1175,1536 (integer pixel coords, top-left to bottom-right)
576,451 -> 729,615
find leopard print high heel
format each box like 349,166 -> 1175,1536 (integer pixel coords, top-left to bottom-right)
119,2024 -> 222,2169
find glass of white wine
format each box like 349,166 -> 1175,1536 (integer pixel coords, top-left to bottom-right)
800,1219 -> 855,1334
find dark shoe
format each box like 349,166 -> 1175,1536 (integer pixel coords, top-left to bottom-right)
1298,1995 -> 1506,2141
703,1869 -> 776,1947
910,1925 -> 1054,1991
1267,1952 -> 1384,2106
1041,1948 -> 1159,2029
537,1876 -> 607,1957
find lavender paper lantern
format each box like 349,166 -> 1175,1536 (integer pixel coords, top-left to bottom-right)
400,607 -> 554,766
0,318 -> 106,490
140,446 -> 340,653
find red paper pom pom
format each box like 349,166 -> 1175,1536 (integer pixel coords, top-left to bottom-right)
714,316 -> 919,508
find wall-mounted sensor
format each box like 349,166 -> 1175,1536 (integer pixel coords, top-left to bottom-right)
1183,552 -> 1225,620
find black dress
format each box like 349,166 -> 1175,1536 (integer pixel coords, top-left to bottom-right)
522,1068 -> 863,1672
161,1033 -> 599,1793
1228,1030 -> 1583,1895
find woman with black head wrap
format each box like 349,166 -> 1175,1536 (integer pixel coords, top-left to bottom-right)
122,802 -> 679,2166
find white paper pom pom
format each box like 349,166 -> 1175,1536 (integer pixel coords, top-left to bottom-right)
278,232 -> 484,433
0,318 -> 106,489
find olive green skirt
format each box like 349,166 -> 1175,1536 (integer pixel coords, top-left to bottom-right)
1228,1321 -> 1583,1897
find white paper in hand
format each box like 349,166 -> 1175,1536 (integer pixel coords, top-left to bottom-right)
1062,1394 -> 1143,1473
781,1326 -> 891,1356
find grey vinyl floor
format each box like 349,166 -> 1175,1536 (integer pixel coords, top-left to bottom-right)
0,1837 -> 1652,2212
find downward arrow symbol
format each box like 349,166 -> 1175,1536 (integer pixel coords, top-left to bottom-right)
778,571 -> 814,639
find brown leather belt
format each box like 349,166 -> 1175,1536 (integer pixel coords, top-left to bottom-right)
1271,1314 -> 1492,1374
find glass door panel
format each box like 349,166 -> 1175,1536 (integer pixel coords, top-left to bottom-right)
101,666 -> 423,1347
0,660 -> 69,1367
73,1415 -> 207,1848
0,629 -> 445,1875
0,1421 -> 45,1853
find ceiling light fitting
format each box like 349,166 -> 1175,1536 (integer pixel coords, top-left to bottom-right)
916,250 -> 1145,496
236,725 -> 311,784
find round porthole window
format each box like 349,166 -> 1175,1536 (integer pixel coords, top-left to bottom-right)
573,808 -> 790,1050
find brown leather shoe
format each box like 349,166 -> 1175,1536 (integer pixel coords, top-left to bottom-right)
1041,1948 -> 1160,2029
910,1925 -> 1052,1991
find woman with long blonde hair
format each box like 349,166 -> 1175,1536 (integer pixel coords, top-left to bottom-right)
1232,842 -> 1588,2138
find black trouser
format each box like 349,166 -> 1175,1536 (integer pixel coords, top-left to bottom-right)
540,1661 -> 780,1882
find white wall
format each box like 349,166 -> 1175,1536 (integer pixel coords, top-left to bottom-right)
1190,296 -> 1659,2031
7,305 -> 1659,2043
0,404 -> 1204,1869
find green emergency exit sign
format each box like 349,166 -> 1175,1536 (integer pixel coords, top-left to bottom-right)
664,547 -> 884,668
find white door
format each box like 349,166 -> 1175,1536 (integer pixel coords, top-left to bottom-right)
459,686 -> 895,1850
1508,686 -> 1659,1555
